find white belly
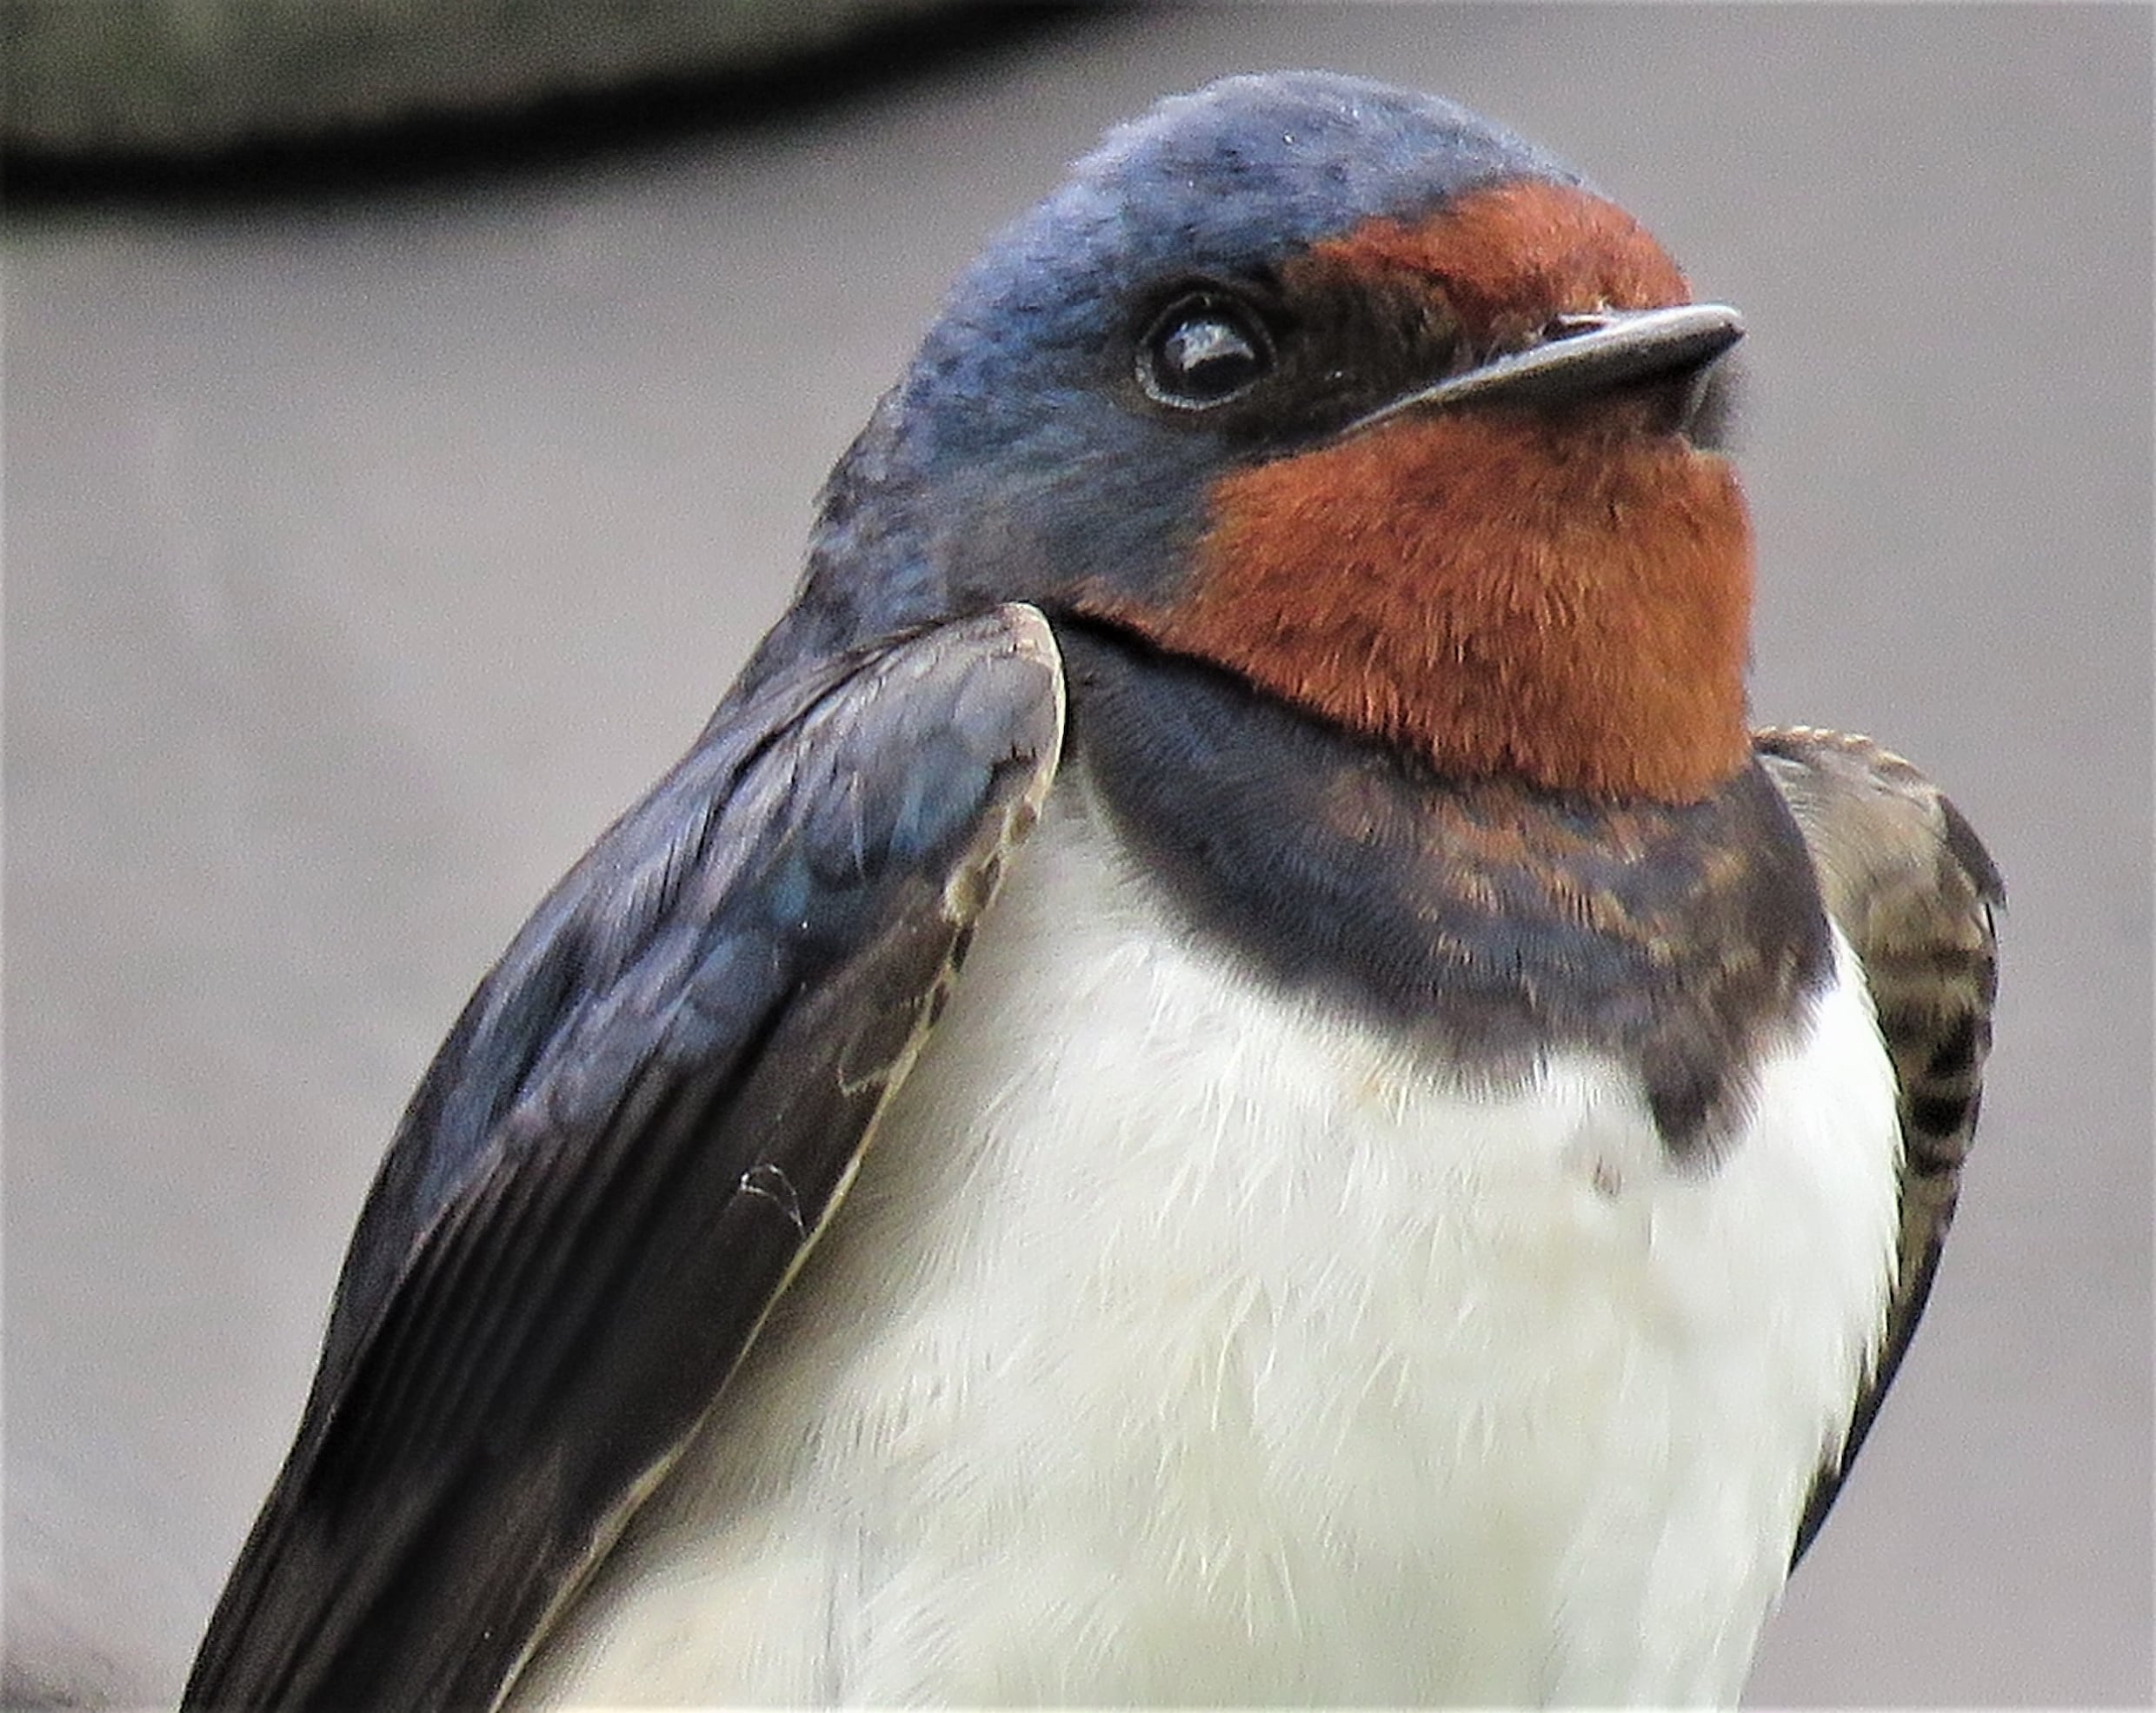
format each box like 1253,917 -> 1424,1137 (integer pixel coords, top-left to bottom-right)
513,767 -> 1901,1706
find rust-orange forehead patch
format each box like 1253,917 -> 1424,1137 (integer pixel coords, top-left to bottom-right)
1308,179 -> 1693,343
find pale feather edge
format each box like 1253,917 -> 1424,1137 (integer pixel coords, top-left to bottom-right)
486,608 -> 1068,1709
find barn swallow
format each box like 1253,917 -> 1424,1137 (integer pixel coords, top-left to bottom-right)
183,72 -> 2001,1708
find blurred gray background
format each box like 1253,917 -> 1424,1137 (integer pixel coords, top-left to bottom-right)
6,3 -> 2150,1705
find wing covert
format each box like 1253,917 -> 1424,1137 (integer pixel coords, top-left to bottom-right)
183,605 -> 1064,1710
1756,727 -> 2003,1565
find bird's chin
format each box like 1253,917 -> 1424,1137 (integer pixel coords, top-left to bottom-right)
1673,357 -> 1743,452
1568,371 -> 1738,458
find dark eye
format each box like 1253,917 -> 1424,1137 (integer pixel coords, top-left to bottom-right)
1138,293 -> 1272,408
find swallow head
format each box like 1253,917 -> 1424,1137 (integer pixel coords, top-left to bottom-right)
805,72 -> 1753,804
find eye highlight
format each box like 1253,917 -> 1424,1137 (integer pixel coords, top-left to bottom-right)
1138,292 -> 1273,409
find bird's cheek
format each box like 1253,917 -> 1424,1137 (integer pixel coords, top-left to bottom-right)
1173,414 -> 1632,646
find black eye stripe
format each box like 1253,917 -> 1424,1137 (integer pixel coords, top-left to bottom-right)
1138,291 -> 1273,409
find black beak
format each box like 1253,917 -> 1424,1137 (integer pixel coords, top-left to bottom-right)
1348,302 -> 1745,434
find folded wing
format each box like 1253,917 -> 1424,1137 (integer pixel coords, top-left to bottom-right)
184,606 -> 1065,1710
1757,727 -> 2004,1564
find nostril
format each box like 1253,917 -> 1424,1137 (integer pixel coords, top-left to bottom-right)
1542,312 -> 1611,342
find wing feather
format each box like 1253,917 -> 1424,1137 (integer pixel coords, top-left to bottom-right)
183,606 -> 1064,1710
1756,727 -> 2003,1564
